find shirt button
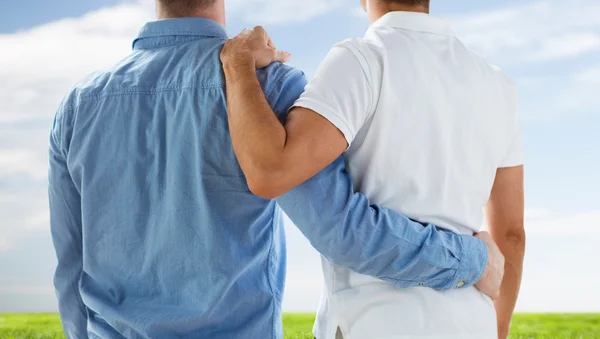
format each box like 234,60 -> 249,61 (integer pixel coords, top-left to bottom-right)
418,282 -> 425,287
457,281 -> 465,288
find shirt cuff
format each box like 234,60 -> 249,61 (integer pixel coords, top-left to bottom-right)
450,235 -> 488,289
499,155 -> 525,168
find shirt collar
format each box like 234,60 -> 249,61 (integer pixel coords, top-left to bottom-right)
133,18 -> 228,50
370,11 -> 454,36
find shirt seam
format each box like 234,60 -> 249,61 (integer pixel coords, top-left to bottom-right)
372,25 -> 455,37
57,84 -> 225,116
267,206 -> 279,339
293,97 -> 356,147
133,36 -> 226,50
137,30 -> 227,39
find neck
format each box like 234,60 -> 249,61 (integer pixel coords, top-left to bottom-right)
155,1 -> 226,26
368,2 -> 429,24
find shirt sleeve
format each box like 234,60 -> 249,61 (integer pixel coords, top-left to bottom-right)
499,118 -> 525,168
292,42 -> 374,147
269,69 -> 488,290
498,82 -> 525,168
48,109 -> 88,338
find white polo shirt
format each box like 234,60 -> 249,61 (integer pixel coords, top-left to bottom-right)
293,11 -> 524,339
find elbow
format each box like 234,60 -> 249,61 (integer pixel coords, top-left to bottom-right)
498,227 -> 526,247
247,178 -> 282,200
245,167 -> 286,200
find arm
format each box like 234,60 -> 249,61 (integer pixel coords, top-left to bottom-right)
49,113 -> 88,338
221,27 -> 349,199
277,156 -> 489,290
485,166 -> 526,338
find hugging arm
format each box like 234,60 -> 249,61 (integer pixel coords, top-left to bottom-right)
220,27 -> 490,291
277,156 -> 489,290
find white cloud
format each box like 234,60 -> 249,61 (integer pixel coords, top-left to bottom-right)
525,210 -> 600,236
0,149 -> 48,180
574,64 -> 600,84
516,62 -> 600,121
227,0 -> 345,25
282,217 -> 322,311
0,4 -> 149,125
524,208 -> 551,220
559,63 -> 600,112
0,235 -> 10,252
24,211 -> 51,230
351,7 -> 367,18
531,33 -> 600,61
452,0 -> 600,63
0,285 -> 55,295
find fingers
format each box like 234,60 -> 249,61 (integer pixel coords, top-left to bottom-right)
272,49 -> 292,63
228,26 -> 291,68
491,290 -> 501,300
239,28 -> 252,37
475,231 -> 490,240
253,25 -> 267,37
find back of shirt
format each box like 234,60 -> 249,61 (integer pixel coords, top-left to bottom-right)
293,11 -> 524,339
49,18 -> 303,339
353,23 -> 523,235
296,12 -> 524,236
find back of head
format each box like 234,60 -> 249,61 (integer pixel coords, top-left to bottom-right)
384,0 -> 429,5
157,0 -> 218,17
380,0 -> 430,12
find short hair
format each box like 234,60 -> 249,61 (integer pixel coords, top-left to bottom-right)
385,0 -> 430,7
158,0 -> 218,16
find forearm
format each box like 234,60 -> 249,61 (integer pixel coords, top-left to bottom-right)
493,229 -> 526,338
223,58 -> 287,179
50,196 -> 88,338
50,198 -> 88,338
53,262 -> 88,338
277,157 -> 488,290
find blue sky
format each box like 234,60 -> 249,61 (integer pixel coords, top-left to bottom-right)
0,0 -> 599,312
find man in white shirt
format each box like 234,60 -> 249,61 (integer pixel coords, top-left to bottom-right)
220,0 -> 526,338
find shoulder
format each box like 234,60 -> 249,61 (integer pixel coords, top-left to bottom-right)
327,38 -> 385,91
459,45 -> 518,108
52,55 -> 130,147
57,71 -> 109,115
484,62 -> 518,115
463,46 -> 517,92
489,64 -> 518,96
333,37 -> 384,61
53,68 -> 112,144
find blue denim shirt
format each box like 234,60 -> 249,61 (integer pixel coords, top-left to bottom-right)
48,18 -> 487,339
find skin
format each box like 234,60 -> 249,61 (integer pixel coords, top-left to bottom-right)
486,166 -> 526,338
155,0 -> 226,24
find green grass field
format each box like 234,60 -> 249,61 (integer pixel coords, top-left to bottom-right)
0,313 -> 599,338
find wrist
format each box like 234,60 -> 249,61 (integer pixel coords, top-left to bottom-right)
222,52 -> 256,73
453,234 -> 488,288
498,325 -> 510,339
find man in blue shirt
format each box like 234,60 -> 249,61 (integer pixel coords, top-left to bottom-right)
48,1 -> 503,338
